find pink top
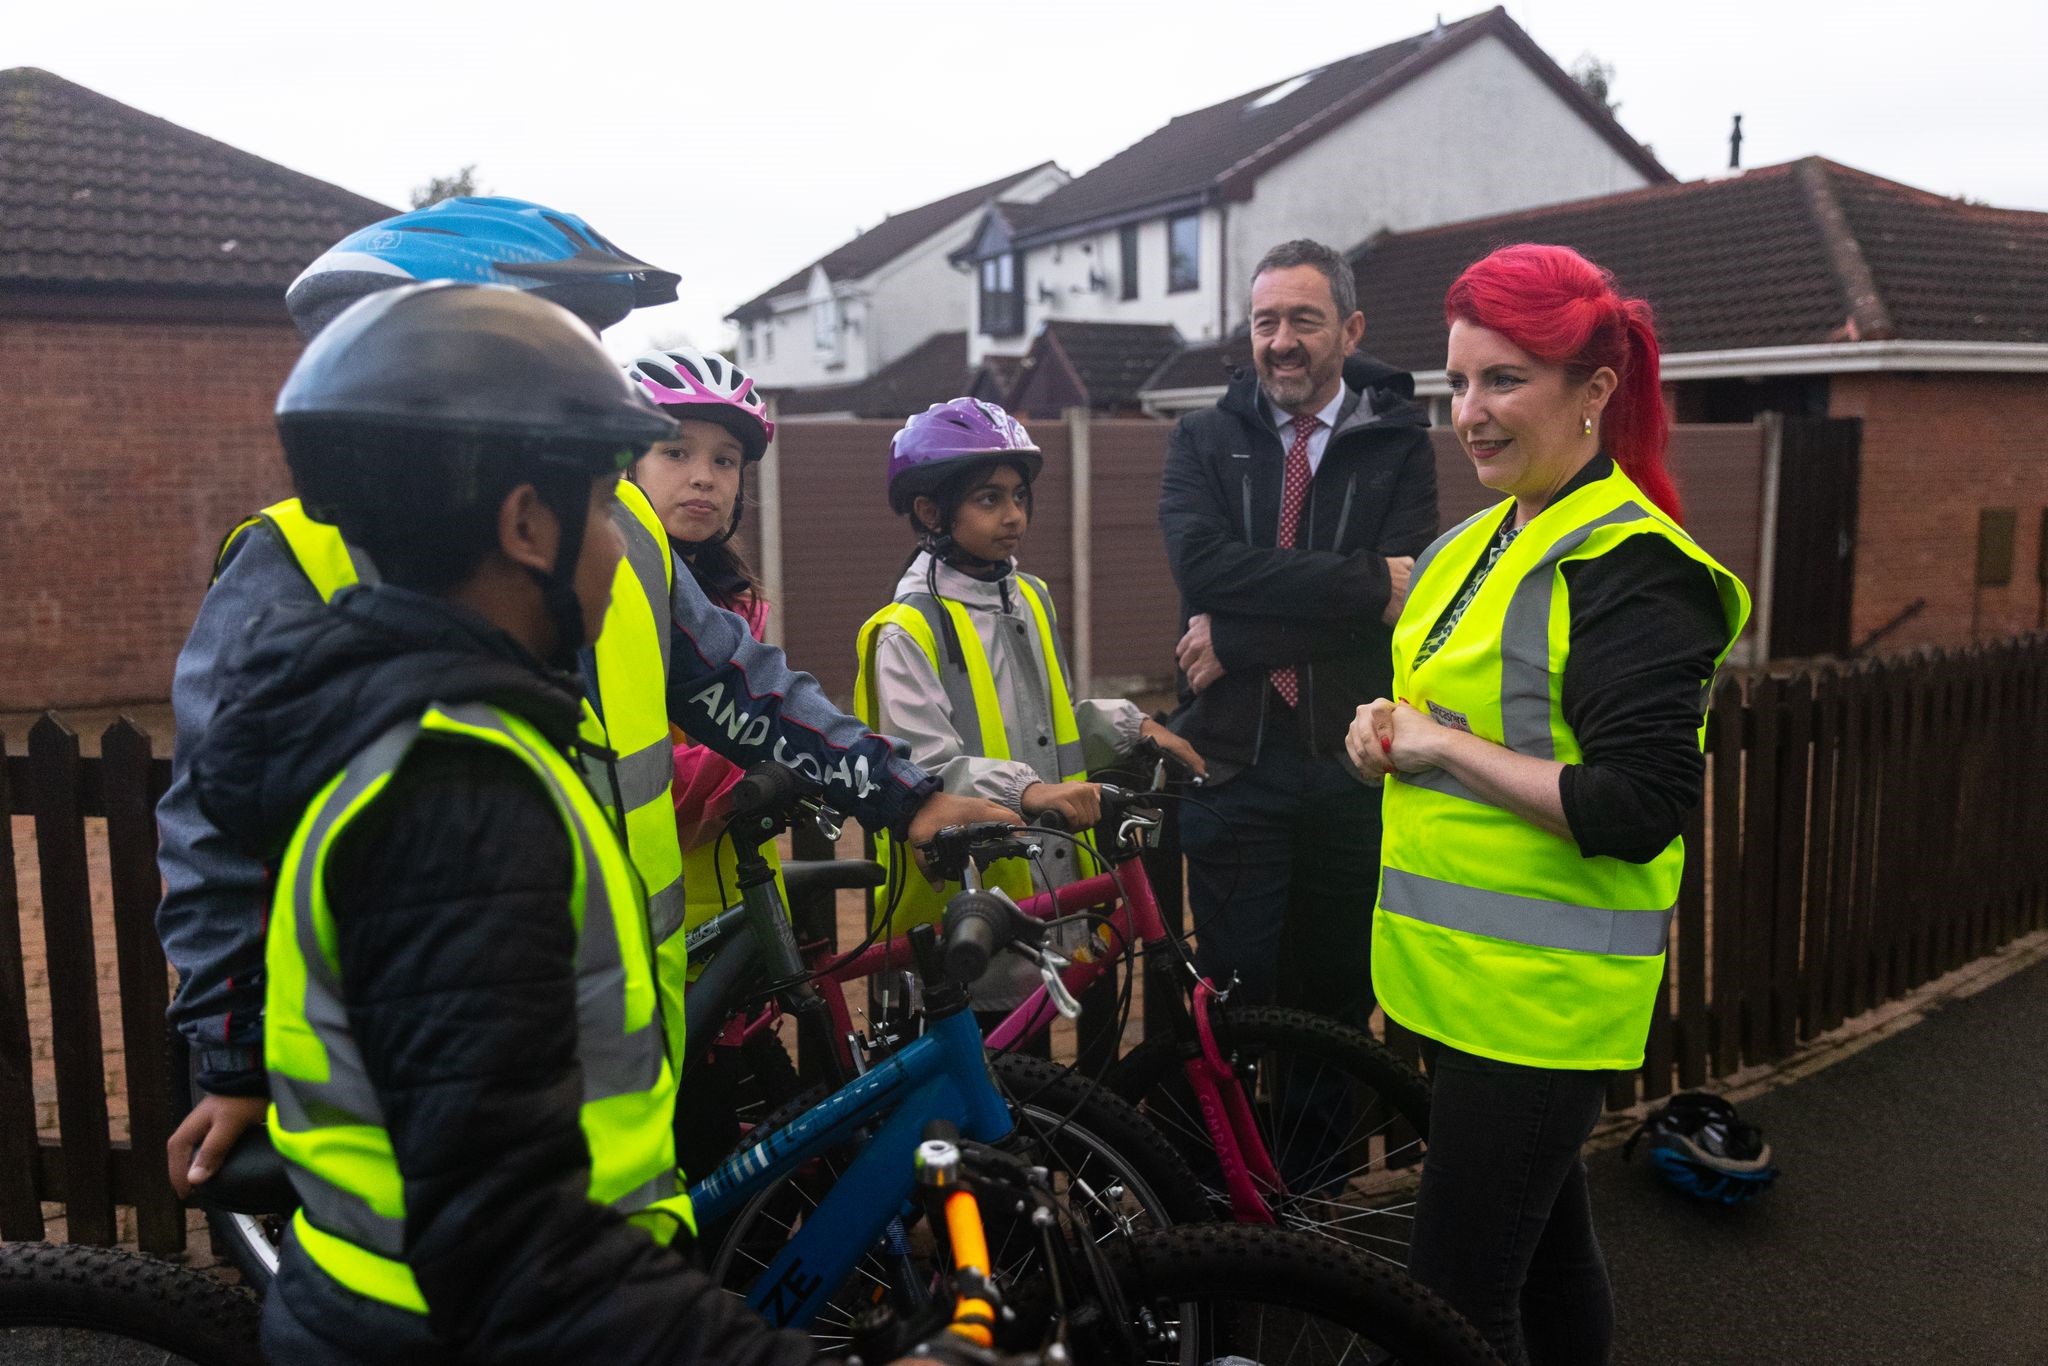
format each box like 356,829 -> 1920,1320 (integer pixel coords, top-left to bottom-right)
672,593 -> 770,853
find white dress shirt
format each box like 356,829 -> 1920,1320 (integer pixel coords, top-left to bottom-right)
1266,385 -> 1351,477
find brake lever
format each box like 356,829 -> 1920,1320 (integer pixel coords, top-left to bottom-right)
1038,956 -> 1082,1021
806,801 -> 844,843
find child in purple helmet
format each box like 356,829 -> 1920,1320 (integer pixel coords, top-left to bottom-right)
855,399 -> 1206,1025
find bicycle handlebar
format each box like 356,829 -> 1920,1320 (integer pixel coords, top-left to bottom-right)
938,889 -> 1042,984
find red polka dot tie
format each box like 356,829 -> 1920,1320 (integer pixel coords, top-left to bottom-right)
1269,413 -> 1319,708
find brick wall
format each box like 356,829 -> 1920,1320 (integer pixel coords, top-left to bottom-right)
1,316 -> 302,711
1831,373 -> 2048,650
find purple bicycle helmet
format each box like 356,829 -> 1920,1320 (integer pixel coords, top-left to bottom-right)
886,398 -> 1043,514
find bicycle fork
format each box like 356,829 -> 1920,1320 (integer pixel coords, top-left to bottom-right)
1186,975 -> 1284,1223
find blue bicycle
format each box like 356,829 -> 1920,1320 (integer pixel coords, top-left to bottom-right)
688,799 -> 1208,1344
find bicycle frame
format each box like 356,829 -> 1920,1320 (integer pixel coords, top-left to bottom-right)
823,838 -> 1286,1225
687,1001 -> 1014,1329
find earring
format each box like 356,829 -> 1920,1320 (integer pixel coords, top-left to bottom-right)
1582,414 -> 1594,436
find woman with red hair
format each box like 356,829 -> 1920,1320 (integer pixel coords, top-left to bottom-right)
1346,244 -> 1751,1363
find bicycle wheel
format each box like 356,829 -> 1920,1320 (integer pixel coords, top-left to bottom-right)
1104,1224 -> 1498,1366
1109,1004 -> 1431,1263
203,1209 -> 283,1292
0,1242 -> 263,1366
704,1052 -> 1209,1351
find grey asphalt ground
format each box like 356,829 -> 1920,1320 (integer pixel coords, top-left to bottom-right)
1595,953 -> 2048,1366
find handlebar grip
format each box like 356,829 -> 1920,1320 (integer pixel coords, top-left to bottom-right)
727,763 -> 800,818
940,891 -> 1009,984
1030,808 -> 1071,834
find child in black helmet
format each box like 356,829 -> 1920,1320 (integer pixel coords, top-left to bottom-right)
189,282 -> 830,1365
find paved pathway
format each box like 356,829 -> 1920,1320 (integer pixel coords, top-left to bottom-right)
1595,952 -> 2048,1365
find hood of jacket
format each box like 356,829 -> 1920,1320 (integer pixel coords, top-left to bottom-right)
1219,350 -> 1429,435
191,584 -> 586,857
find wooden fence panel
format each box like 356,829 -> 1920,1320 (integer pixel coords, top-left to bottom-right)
1708,678 -> 1746,1076
1675,782 -> 1709,1090
0,737 -> 45,1240
1739,673 -> 1780,1066
101,721 -> 182,1255
1799,669 -> 1839,1040
28,716 -> 115,1246
1768,671 -> 1811,1060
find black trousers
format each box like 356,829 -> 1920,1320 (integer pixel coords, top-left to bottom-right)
1410,1039 -> 1614,1366
1179,723 -> 1381,1031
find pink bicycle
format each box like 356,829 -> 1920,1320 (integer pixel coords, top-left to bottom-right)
752,743 -> 1433,1262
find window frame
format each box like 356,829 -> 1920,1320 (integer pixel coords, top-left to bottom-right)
1119,224 -> 1140,301
1167,213 -> 1200,294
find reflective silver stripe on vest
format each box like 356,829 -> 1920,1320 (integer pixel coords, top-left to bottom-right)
615,737 -> 677,815
1498,503 -> 1651,758
276,721 -> 424,1256
647,881 -> 689,945
1381,866 -> 1671,956
894,594 -> 994,748
1409,504 -> 1499,595
1398,766 -> 1489,805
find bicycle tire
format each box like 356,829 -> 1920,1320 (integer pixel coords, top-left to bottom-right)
1103,1223 -> 1500,1366
0,1241 -> 263,1366
1108,1003 -> 1431,1262
703,1052 -> 1208,1348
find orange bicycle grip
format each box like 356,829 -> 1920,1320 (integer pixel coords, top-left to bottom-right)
944,1189 -> 996,1347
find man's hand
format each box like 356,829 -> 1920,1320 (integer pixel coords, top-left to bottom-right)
1381,556 -> 1416,626
1174,612 -> 1226,694
1020,781 -> 1103,830
1137,716 -> 1208,780
167,1092 -> 268,1200
906,791 -> 1022,884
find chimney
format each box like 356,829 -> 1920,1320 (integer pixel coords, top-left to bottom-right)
1729,114 -> 1744,171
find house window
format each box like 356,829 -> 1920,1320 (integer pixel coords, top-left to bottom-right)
980,252 -> 1024,338
1167,213 -> 1200,294
743,327 -> 756,361
812,295 -> 840,352
1119,224 -> 1139,301
765,326 -> 775,361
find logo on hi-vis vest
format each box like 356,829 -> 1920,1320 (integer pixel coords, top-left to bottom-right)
686,681 -> 880,801
1426,701 -> 1471,733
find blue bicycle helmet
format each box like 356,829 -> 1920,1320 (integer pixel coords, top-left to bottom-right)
286,196 -> 680,339
1622,1092 -> 1779,1206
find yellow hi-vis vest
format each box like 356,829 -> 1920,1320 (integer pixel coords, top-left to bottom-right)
1374,464 -> 1750,1071
265,701 -> 693,1314
218,490 -> 689,1053
852,572 -> 1098,930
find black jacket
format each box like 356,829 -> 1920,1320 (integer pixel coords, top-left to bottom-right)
193,586 -> 819,1366
1159,353 -> 1438,769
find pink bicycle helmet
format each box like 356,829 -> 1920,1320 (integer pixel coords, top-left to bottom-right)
626,347 -> 775,462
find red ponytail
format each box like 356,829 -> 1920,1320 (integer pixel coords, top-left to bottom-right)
1444,244 -> 1680,521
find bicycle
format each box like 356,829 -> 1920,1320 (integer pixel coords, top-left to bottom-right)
0,1241 -> 262,1366
765,741 -> 1432,1262
838,1083 -> 1499,1365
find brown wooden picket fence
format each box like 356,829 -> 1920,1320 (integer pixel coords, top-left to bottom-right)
4,633 -> 2046,1246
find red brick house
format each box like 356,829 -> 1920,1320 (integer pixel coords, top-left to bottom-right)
1145,159 -> 2048,657
2,68 -> 393,710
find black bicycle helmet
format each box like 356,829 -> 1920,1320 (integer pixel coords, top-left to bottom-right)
278,281 -> 676,653
1622,1091 -> 1779,1206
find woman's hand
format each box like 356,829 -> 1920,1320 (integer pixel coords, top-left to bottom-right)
1020,781 -> 1103,830
1137,717 -> 1208,780
1346,700 -> 1396,783
1346,699 -> 1446,783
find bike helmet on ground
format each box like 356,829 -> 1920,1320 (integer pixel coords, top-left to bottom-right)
278,281 -> 676,656
886,398 -> 1042,514
1621,1092 -> 1779,1206
286,196 -> 680,340
626,348 -> 775,463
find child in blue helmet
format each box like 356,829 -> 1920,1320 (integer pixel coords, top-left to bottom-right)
855,398 -> 1206,1024
162,203 -> 1012,1217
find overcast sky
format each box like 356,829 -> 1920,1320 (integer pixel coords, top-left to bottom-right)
12,0 -> 2046,358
